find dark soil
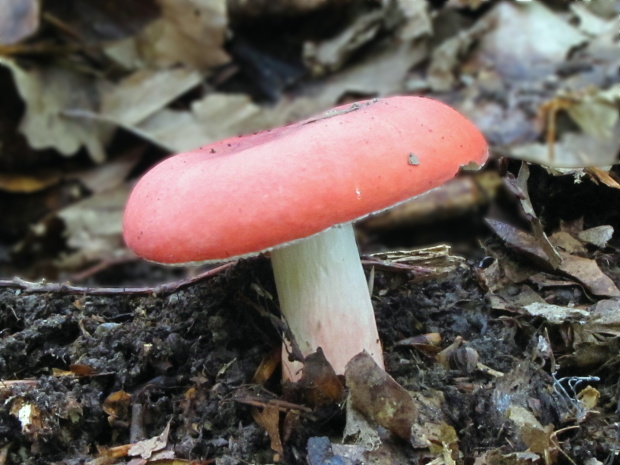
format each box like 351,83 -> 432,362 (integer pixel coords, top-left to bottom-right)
1,249 -> 618,464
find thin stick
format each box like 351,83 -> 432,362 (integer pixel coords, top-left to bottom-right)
0,262 -> 236,296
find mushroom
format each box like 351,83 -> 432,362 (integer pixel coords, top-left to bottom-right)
123,96 -> 488,380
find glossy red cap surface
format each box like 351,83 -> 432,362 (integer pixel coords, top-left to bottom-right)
123,96 -> 488,263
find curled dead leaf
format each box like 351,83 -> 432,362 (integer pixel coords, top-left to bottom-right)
345,351 -> 417,440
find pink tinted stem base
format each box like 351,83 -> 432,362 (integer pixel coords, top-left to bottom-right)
271,223 -> 384,381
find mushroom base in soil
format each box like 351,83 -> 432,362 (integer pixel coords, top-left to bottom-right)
271,223 -> 382,380
122,96 -> 488,382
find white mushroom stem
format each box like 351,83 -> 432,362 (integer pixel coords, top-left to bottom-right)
271,223 -> 384,381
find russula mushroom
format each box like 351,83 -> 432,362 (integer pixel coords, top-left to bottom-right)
123,96 -> 488,380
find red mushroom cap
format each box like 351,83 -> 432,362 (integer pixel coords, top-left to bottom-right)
123,96 -> 488,263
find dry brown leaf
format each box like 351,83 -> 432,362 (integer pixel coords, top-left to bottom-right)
69,148 -> 143,194
577,225 -> 614,248
507,406 -> 557,461
549,231 -> 587,255
102,390 -> 132,423
487,285 -> 545,314
559,253 -> 620,297
303,8 -> 385,75
345,352 -> 417,440
427,19 -> 489,92
560,337 -> 620,369
0,0 -> 39,45
510,122 -> 620,168
252,348 -> 281,385
304,0 -> 430,75
128,421 -> 170,459
409,389 -> 449,449
485,219 -> 551,267
516,163 -> 562,268
565,89 -> 619,139
577,385 -> 600,411
108,7 -> 427,152
585,299 -> 620,336
100,68 -> 202,127
251,406 -> 283,457
0,58 -> 111,162
343,397 -> 381,451
299,348 -> 345,408
107,0 -> 229,70
52,184 -> 130,270
426,422 -> 460,464
487,219 -> 620,297
475,1 -> 585,81
522,303 -> 589,325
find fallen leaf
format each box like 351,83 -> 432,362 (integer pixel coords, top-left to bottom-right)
104,14 -> 428,152
128,421 -> 170,459
509,122 -> 620,168
475,2 -> 585,82
299,348 -> 345,408
304,0 -> 430,75
0,0 -> 39,45
252,348 -> 281,385
507,406 -> 556,459
522,303 -> 589,325
345,351 -> 417,440
558,253 -> 620,297
99,68 -> 202,127
516,163 -> 562,269
577,385 -> 600,410
577,225 -> 614,248
549,231 -> 586,255
108,0 -> 229,70
251,406 -> 283,457
0,58 -> 111,162
102,390 -> 132,424
343,398 -> 381,451
485,219 -> 552,268
486,219 -> 620,297
68,147 -> 143,194
586,299 -> 620,336
560,338 -> 620,369
426,422 -> 460,465
54,184 -> 130,270
304,7 -> 383,74
428,19 -> 489,91
565,88 -> 619,139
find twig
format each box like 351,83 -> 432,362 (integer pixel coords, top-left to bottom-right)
0,262 -> 236,296
361,258 -> 433,275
